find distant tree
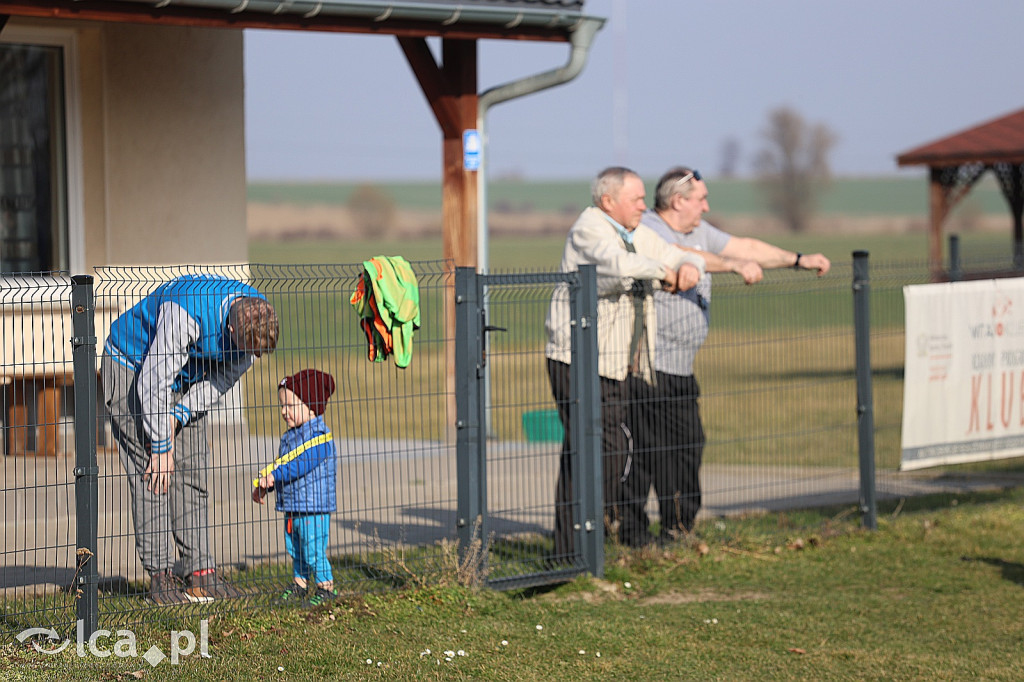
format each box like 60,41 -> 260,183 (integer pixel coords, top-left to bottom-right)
753,107 -> 837,232
718,136 -> 741,179
348,184 -> 396,238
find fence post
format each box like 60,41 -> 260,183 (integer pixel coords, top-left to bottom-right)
454,267 -> 487,573
852,252 -> 877,530
70,275 -> 99,636
948,234 -> 962,282
571,265 -> 603,576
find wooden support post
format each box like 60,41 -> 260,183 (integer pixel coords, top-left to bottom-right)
398,35 -> 479,268
399,36 -> 479,441
440,38 -> 478,270
928,168 -> 951,281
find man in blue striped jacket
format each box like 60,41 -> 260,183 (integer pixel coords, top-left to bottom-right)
102,274 -> 279,604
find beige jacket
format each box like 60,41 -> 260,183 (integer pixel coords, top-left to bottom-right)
545,207 -> 706,382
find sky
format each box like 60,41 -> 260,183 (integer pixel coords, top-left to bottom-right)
243,0 -> 1024,182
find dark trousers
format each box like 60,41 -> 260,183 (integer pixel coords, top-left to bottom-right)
547,359 -> 651,558
637,372 -> 705,536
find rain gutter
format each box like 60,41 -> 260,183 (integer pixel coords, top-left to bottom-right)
475,15 -> 601,440
476,15 -> 603,272
100,0 -> 585,31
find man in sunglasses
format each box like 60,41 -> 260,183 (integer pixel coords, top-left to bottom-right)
545,166 -> 707,555
634,166 -> 830,542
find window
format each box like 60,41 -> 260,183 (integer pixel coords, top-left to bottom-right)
0,26 -> 81,276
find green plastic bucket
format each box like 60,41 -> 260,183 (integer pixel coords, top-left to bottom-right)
522,409 -> 564,443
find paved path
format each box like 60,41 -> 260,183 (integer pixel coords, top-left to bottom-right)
4,427 -> 1023,596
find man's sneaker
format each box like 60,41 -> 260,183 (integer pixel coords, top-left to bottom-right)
148,570 -> 188,605
184,569 -> 243,603
307,586 -> 338,607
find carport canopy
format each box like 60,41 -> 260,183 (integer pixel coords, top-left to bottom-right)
897,107 -> 1024,279
0,0 -> 599,269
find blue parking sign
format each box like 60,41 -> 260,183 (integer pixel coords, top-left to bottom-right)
463,129 -> 481,171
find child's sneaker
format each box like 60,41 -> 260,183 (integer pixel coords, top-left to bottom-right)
184,569 -> 243,603
279,584 -> 305,602
148,570 -> 188,605
307,586 -> 338,607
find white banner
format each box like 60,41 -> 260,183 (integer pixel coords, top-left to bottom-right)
902,278 -> 1024,470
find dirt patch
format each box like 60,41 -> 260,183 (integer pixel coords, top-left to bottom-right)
640,588 -> 770,605
539,578 -> 769,605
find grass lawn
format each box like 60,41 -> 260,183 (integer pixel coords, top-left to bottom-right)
7,488 -> 1023,680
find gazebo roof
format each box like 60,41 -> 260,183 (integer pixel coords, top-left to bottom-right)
897,107 -> 1024,167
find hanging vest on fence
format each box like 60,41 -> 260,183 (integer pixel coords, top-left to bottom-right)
350,256 -> 421,368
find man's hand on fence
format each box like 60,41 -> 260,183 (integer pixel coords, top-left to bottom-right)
676,263 -> 701,291
661,266 -> 678,293
144,446 -> 174,494
731,259 -> 764,284
799,253 -> 831,276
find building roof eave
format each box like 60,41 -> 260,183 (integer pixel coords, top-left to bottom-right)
0,0 -> 591,41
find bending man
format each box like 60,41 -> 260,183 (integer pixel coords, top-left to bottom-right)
103,274 -> 279,604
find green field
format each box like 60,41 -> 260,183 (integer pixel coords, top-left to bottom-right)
248,174 -> 1011,217
247,231 -> 1017,469
250,230 -> 1014,277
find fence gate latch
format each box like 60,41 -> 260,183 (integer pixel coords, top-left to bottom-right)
480,314 -> 508,370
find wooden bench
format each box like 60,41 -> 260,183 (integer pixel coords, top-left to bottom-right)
2,294 -> 118,457
2,371 -> 73,457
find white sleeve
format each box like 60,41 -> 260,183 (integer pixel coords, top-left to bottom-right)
635,225 -> 706,277
177,353 -> 253,421
136,302 -> 199,454
572,224 -> 667,281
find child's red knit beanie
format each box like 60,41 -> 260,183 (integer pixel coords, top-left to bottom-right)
279,369 -> 336,416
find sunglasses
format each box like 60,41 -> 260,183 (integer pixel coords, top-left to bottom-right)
671,169 -> 703,195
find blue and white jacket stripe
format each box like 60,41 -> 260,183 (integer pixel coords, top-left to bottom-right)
104,274 -> 265,454
273,416 -> 337,514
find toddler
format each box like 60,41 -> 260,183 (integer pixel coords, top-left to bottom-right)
253,369 -> 338,604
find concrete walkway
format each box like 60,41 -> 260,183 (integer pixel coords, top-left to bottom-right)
4,427 -> 1022,596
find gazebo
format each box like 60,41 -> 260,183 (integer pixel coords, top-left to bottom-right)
896,107 -> 1024,280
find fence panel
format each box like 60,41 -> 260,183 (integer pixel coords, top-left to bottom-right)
457,268 -> 601,591
4,261 -> 458,638
692,261 -> 864,516
1,275 -> 80,640
6,254 -> 1024,644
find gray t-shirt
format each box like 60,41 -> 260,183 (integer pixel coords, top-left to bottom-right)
642,210 -> 731,376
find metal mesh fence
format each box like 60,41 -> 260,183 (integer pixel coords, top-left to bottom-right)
3,262 -> 458,638
4,253 -> 1024,642
1,275 -> 78,639
472,273 -> 590,588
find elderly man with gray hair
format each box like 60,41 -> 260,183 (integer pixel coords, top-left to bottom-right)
545,166 -> 706,557
637,166 -> 831,543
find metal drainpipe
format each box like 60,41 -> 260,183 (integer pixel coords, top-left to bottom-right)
476,16 -> 604,273
475,16 -> 603,439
